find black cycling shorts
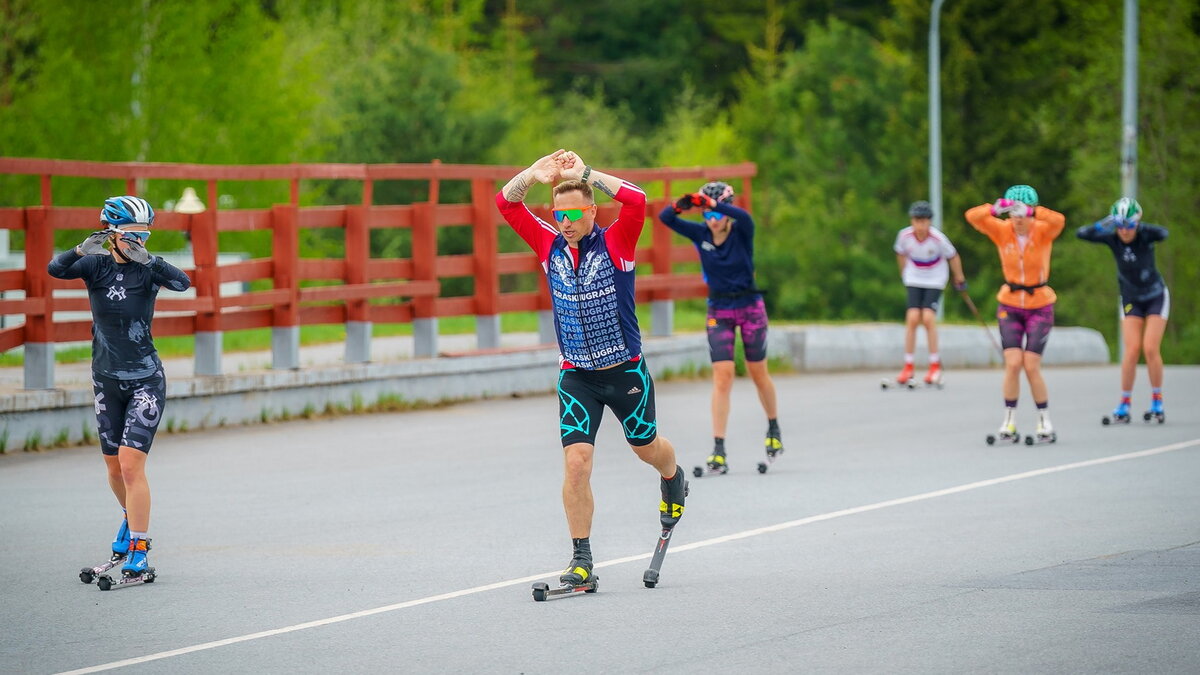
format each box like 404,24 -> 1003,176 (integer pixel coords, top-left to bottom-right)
91,370 -> 166,455
558,358 -> 658,448
906,286 -> 943,310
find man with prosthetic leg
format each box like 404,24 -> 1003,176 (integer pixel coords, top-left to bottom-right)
496,150 -> 688,600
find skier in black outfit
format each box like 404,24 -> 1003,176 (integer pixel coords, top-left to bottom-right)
48,196 -> 190,579
1076,197 -> 1170,422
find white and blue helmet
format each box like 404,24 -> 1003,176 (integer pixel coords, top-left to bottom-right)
100,196 -> 154,228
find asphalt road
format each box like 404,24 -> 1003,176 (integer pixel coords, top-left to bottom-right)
1,365 -> 1197,674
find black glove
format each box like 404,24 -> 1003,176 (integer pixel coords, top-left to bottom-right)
688,193 -> 716,208
76,230 -> 110,256
121,237 -> 154,265
673,195 -> 693,214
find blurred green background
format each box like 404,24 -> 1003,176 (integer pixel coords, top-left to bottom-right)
1,0 -> 1195,360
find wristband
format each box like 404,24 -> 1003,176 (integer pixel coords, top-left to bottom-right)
581,165 -> 591,183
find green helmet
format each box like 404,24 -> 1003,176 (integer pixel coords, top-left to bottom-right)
1110,197 -> 1142,222
1004,184 -> 1039,207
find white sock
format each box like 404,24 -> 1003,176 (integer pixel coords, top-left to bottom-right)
904,354 -> 914,365
929,353 -> 940,364
130,531 -> 147,541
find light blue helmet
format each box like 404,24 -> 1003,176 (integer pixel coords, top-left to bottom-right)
100,196 -> 155,227
1003,184 -> 1039,207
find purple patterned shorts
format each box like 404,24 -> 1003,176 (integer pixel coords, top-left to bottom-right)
997,303 -> 1054,355
707,297 -> 769,363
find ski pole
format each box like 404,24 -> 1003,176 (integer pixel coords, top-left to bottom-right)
958,289 -> 1003,356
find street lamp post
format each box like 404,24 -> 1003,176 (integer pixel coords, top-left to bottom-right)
929,0 -> 947,232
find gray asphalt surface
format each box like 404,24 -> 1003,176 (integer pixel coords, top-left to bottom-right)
1,365 -> 1197,674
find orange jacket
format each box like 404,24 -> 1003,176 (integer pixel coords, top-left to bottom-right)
964,204 -> 1065,309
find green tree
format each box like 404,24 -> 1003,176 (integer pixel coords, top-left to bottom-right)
733,18 -> 925,321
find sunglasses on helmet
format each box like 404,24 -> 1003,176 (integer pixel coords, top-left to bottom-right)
552,206 -> 594,223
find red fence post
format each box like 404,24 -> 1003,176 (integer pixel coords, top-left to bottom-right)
411,200 -> 437,357
22,207 -> 54,388
471,178 -> 500,349
271,204 -> 300,369
344,203 -> 370,363
649,179 -> 675,337
192,203 -> 222,375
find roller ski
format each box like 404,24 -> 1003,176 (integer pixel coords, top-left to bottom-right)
97,538 -> 156,591
986,411 -> 1020,446
1101,400 -> 1131,426
80,514 -> 130,585
644,466 -> 687,589
531,555 -> 597,601
880,363 -> 916,390
1143,396 -> 1165,424
758,422 -> 783,474
1024,413 -> 1057,446
693,442 -> 728,478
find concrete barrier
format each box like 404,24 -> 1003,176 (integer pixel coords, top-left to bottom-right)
0,323 -> 1109,453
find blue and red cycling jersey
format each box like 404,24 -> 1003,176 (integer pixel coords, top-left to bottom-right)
496,181 -> 647,370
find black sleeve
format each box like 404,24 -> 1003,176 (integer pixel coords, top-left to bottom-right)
147,257 -> 192,292
1140,223 -> 1168,242
657,206 -> 708,244
714,202 -> 755,242
47,250 -> 93,280
1075,221 -> 1113,242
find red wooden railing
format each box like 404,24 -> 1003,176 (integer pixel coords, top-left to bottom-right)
0,158 -> 756,355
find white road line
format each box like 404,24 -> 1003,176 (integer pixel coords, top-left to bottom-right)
59,438 -> 1200,674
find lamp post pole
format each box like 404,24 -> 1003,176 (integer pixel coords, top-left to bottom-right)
1118,0 -> 1138,357
929,0 -> 947,232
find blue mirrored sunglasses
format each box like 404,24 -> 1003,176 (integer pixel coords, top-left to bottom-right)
115,229 -> 151,242
703,210 -> 722,220
1115,218 -> 1138,230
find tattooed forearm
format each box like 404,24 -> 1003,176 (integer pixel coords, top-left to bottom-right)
503,172 -> 532,202
592,179 -> 616,199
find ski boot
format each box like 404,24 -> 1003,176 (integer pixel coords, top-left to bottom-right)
882,363 -> 916,390
122,538 -> 152,578
1025,415 -> 1057,445
923,362 -> 944,389
98,538 -> 155,590
1143,396 -> 1165,424
80,514 -> 129,584
986,416 -> 1019,445
559,555 -> 595,587
1102,400 -> 1131,425
759,423 -> 784,474
659,466 -> 688,528
693,441 -> 729,478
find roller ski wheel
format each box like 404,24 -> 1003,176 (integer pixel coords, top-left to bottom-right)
880,377 -> 916,391
1143,400 -> 1165,424
1101,413 -> 1131,425
80,552 -> 126,585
